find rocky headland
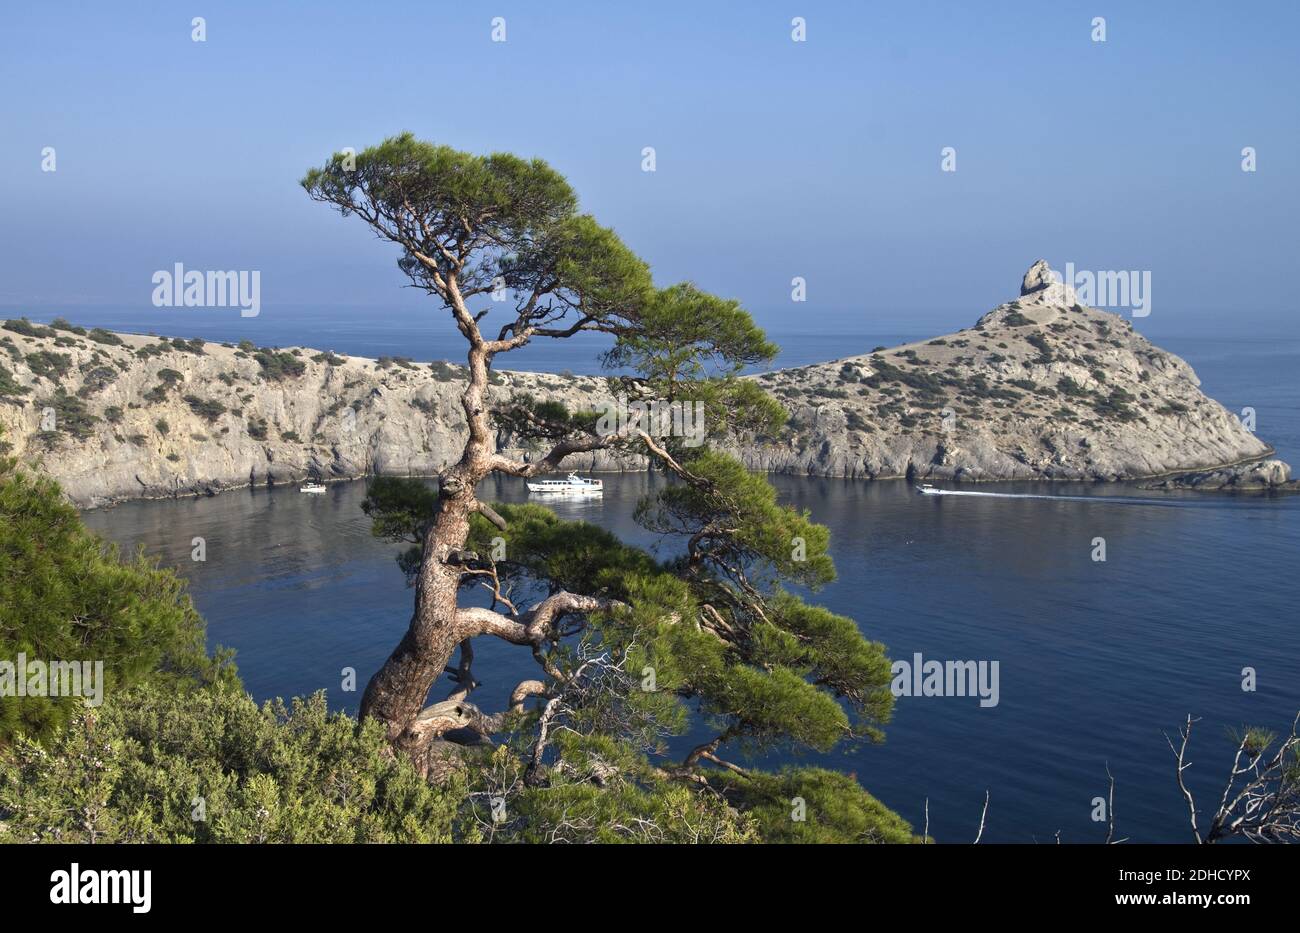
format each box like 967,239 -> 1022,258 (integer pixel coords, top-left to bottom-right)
0,262 -> 1290,508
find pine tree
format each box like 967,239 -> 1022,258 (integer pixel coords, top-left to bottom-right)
0,434 -> 223,744
303,136 -> 911,840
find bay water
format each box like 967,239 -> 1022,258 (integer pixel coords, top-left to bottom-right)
64,320 -> 1299,843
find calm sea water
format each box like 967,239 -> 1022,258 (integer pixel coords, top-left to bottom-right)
69,320 -> 1300,843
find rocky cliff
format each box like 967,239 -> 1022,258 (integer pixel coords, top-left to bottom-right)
0,262 -> 1286,507
739,261 -> 1279,483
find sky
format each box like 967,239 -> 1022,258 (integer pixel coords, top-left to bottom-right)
2,0 -> 1297,338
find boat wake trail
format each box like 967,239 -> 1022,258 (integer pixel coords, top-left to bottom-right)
914,487 -> 1180,506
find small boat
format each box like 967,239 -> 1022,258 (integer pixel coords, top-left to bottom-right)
300,482 -> 327,494
914,484 -> 1041,499
526,473 -> 603,495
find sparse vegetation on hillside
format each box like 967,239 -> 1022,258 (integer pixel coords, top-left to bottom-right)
254,349 -> 307,381
50,317 -> 87,336
0,363 -> 29,400
88,327 -> 124,346
3,318 -> 57,339
184,395 -> 227,423
25,350 -> 73,380
36,389 -> 100,443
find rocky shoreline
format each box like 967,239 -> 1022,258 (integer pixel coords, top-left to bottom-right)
0,262 -> 1292,508
1140,457 -> 1300,492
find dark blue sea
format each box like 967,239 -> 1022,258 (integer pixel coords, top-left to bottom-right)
59,304 -> 1299,843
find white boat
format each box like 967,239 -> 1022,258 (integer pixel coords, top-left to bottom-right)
915,484 -> 994,497
300,482 -> 327,494
526,473 -> 603,495
915,484 -> 1059,499
914,483 -> 1147,504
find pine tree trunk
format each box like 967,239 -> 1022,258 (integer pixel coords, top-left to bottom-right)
357,477 -> 474,748
358,321 -> 497,769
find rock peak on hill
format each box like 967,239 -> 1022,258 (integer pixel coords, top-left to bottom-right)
744,263 -> 1285,485
1018,258 -> 1078,307
1020,259 -> 1055,295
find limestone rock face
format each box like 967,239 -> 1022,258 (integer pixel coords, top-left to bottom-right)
0,335 -> 640,507
0,262 -> 1283,506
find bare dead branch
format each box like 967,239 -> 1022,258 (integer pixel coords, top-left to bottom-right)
1166,711 -> 1300,844
1165,714 -> 1204,843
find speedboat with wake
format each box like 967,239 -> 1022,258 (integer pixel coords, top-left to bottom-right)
915,483 -> 1016,498
913,482 -> 1172,505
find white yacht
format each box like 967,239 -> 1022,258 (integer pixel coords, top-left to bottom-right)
300,482 -> 327,494
526,473 -> 603,496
